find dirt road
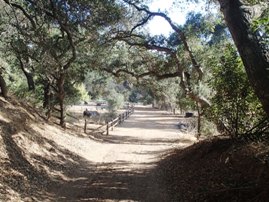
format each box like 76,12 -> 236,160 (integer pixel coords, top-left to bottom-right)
50,106 -> 196,201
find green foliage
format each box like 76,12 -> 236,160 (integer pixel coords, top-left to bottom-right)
7,74 -> 44,106
207,44 -> 265,137
251,8 -> 269,51
107,89 -> 124,116
63,83 -> 90,105
200,118 -> 219,137
128,85 -> 153,104
75,83 -> 91,103
143,93 -> 153,105
128,89 -> 141,103
176,96 -> 196,112
0,0 -> 267,131
84,72 -> 109,100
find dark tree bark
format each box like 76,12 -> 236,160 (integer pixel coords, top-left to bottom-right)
18,57 -> 35,91
25,72 -> 35,91
218,0 -> 269,116
0,73 -> 8,98
196,101 -> 201,140
42,78 -> 53,119
57,72 -> 66,128
43,80 -> 50,109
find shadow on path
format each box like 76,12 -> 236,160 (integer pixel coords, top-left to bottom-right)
51,162 -> 168,202
50,106 -> 186,201
0,104 -> 192,201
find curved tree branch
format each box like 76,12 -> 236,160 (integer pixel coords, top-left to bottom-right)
49,0 -> 76,70
123,0 -> 204,80
3,0 -> 36,29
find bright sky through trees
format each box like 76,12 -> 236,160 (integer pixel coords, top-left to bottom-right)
147,0 -> 215,36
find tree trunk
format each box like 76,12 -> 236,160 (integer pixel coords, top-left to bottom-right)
218,0 -> 269,116
57,72 -> 66,128
0,73 -> 8,98
18,57 -> 35,91
196,101 -> 201,140
25,72 -> 35,91
43,79 -> 52,120
43,80 -> 50,109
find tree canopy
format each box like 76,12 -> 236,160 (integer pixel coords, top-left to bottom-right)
0,0 -> 268,136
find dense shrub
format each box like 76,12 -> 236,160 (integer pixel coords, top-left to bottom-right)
207,44 -> 265,137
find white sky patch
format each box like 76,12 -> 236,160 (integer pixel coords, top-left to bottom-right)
147,0 -> 212,36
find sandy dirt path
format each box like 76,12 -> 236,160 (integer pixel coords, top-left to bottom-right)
50,106 -> 196,201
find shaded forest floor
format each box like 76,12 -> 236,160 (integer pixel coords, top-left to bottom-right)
1,97 -> 269,201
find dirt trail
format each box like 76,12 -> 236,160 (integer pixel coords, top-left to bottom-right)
2,99 -> 269,202
46,105 -> 196,201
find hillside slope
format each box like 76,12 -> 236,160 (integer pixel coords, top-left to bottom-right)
0,97 -> 91,201
155,139 -> 269,201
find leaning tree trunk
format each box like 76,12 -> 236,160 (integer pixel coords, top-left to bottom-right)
43,79 -> 50,109
218,0 -> 269,116
57,72 -> 66,128
0,73 -> 8,98
24,72 -> 35,91
18,57 -> 35,91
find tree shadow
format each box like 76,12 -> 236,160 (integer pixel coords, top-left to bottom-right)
0,102 -> 191,201
0,118 -> 170,202
88,133 -> 194,146
0,119 -> 53,201
49,161 -> 168,202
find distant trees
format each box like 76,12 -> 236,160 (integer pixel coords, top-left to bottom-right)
1,0 -> 124,127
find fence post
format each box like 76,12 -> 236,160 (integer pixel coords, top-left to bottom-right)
84,119 -> 87,133
106,122 -> 109,135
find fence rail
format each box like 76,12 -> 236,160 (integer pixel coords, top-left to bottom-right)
84,106 -> 134,135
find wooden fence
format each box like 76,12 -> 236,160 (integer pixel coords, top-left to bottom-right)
84,106 -> 134,135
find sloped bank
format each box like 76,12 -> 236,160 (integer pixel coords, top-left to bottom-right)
0,97 -> 96,201
154,138 -> 269,201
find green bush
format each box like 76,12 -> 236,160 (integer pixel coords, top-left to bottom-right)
107,89 -> 124,115
206,44 -> 265,137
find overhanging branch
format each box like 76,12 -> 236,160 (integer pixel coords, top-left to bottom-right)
123,0 -> 204,80
3,0 -> 36,29
49,0 -> 76,70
